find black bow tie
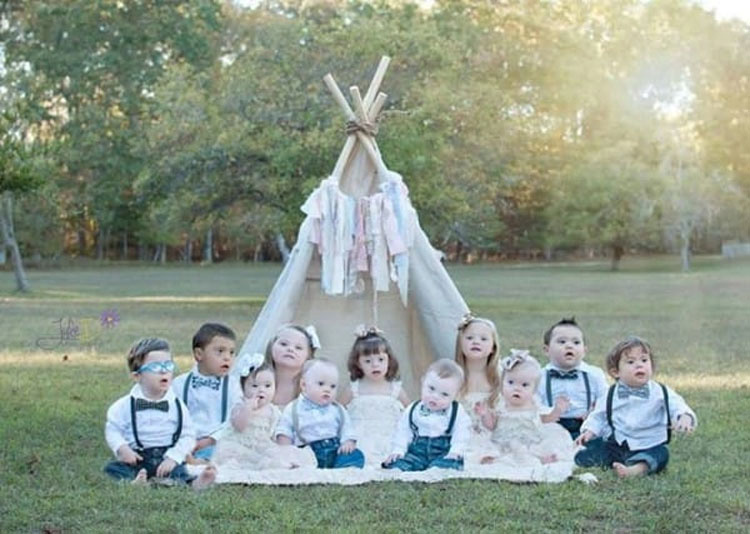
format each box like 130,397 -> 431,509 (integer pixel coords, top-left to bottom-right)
549,369 -> 578,380
134,398 -> 169,412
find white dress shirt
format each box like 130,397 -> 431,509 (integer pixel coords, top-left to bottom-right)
172,366 -> 242,438
275,395 -> 357,446
105,384 -> 196,464
536,361 -> 609,418
390,401 -> 472,458
580,380 -> 697,450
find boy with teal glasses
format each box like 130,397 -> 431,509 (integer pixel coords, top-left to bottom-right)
104,337 -> 215,489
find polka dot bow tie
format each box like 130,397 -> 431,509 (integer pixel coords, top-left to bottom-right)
549,369 -> 578,380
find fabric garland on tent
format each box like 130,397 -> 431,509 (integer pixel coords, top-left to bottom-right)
301,172 -> 416,304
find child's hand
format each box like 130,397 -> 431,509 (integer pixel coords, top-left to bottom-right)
575,430 -> 595,447
155,458 -> 177,478
338,439 -> 356,454
193,437 -> 216,453
383,453 -> 402,465
553,396 -> 571,417
474,401 -> 489,417
673,414 -> 696,434
117,445 -> 143,465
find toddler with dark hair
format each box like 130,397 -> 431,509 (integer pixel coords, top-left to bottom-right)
172,323 -> 242,461
575,337 -> 696,477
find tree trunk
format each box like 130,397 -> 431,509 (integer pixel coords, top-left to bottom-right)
184,237 -> 193,263
96,226 -> 104,260
0,192 -> 31,292
77,226 -> 87,256
160,243 -> 167,264
611,244 -> 624,271
203,227 -> 213,264
152,244 -> 161,263
138,242 -> 147,261
275,232 -> 290,263
253,242 -> 262,262
104,227 -> 111,259
122,232 -> 128,260
680,224 -> 692,272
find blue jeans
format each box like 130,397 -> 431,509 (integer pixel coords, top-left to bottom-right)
384,435 -> 463,472
558,417 -> 584,439
104,447 -> 193,483
309,438 -> 365,469
575,437 -> 669,474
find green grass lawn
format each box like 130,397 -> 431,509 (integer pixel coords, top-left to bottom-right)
2,256 -> 750,533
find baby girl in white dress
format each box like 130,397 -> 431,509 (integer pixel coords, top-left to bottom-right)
213,353 -> 316,470
339,326 -> 409,466
477,350 -> 575,467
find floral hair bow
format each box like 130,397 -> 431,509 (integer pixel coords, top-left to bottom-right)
305,325 -> 321,350
353,324 -> 384,339
501,349 -> 531,371
457,312 -> 476,330
236,352 -> 265,377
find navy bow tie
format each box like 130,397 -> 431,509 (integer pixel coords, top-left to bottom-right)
191,375 -> 221,391
618,384 -> 650,400
549,369 -> 578,380
134,398 -> 169,412
419,404 -> 448,417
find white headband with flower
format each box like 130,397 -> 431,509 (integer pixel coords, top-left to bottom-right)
236,352 -> 265,377
501,349 -> 531,371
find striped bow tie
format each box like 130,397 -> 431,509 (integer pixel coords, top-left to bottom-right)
549,369 -> 578,380
419,404 -> 448,417
134,398 -> 169,412
618,384 -> 649,400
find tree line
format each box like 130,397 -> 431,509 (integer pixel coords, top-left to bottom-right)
2,0 -> 749,290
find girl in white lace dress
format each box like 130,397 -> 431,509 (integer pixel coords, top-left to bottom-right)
477,350 -> 575,467
455,314 -> 502,465
339,326 -> 409,466
214,354 -> 316,470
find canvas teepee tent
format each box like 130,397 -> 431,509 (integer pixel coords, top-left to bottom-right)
238,57 -> 469,396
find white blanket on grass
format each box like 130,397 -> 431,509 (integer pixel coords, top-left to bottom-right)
204,460 -> 578,486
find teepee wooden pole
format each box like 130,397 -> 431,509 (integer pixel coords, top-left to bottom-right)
363,56 -> 390,111
324,73 -> 387,177
325,56 -> 391,179
370,92 -> 387,121
350,86 -> 367,122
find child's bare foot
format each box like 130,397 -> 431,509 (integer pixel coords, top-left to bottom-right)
480,456 -> 496,465
613,461 -> 648,478
540,454 -> 558,464
132,468 -> 148,485
192,465 -> 216,491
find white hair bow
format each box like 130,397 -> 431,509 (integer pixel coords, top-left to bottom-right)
501,349 -> 531,370
305,325 -> 321,350
236,352 -> 265,377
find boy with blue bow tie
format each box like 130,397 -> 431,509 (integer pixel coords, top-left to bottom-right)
575,336 -> 696,477
172,323 -> 242,461
383,359 -> 471,471
104,337 -> 214,489
537,317 -> 609,438
275,358 -> 365,468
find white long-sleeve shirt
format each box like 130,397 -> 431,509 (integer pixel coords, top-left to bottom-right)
275,395 -> 357,446
580,380 -> 697,450
536,361 -> 609,418
172,366 -> 242,439
105,384 -> 196,464
390,401 -> 472,458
